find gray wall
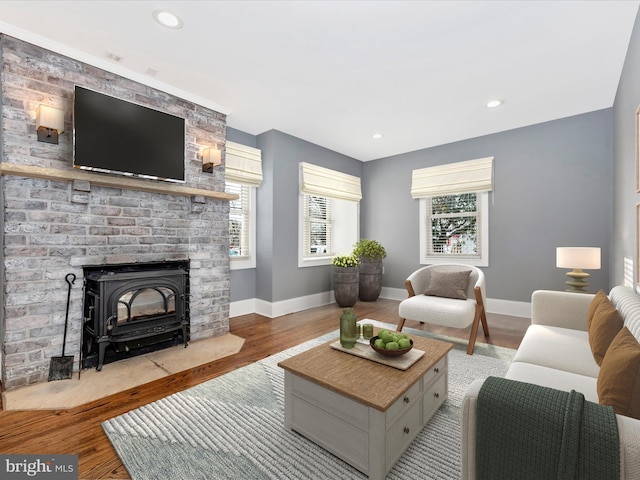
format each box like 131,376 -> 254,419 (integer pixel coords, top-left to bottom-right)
362,110 -> 613,302
255,130 -> 362,303
613,9 -> 640,288
230,108 -> 613,305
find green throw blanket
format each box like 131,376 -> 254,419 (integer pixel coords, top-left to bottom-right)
476,377 -> 619,480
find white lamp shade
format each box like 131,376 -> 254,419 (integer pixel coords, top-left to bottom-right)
36,105 -> 65,133
203,147 -> 222,166
556,247 -> 601,269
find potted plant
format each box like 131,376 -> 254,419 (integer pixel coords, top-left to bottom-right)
332,254 -> 360,307
352,239 -> 387,301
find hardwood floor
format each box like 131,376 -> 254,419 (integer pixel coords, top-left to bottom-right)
0,298 -> 529,479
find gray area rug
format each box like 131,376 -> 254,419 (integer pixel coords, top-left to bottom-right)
103,322 -> 515,479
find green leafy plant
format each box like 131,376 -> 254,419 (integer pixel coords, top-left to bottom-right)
331,254 -> 360,268
352,239 -> 387,260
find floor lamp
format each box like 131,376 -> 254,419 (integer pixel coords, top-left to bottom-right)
556,247 -> 601,293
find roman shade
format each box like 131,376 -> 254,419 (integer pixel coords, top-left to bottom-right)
411,156 -> 494,199
225,141 -> 263,186
300,162 -> 362,202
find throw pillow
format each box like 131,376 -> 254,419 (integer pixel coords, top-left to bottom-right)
424,269 -> 472,300
587,289 -> 608,330
597,327 -> 640,420
588,296 -> 624,366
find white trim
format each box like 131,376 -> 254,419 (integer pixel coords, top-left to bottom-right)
419,192 -> 489,267
229,184 -> 257,270
230,288 -> 531,319
252,291 -> 334,319
0,21 -> 231,115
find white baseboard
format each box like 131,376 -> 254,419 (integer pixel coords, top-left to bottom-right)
230,288 -> 531,319
231,291 -> 335,319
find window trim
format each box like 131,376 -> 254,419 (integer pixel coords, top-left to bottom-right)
298,192 -> 360,268
419,191 -> 489,267
228,182 -> 257,270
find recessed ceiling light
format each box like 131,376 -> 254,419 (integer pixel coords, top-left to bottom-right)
372,133 -> 383,140
153,10 -> 183,29
486,99 -> 503,108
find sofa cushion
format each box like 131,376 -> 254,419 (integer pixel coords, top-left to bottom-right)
505,362 -> 598,403
512,324 -> 600,378
588,296 -> 624,366
423,268 -> 471,300
598,327 -> 640,420
587,289 -> 608,329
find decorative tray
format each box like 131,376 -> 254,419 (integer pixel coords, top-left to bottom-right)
330,340 -> 425,370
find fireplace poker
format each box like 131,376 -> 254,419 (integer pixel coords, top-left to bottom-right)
48,273 -> 76,381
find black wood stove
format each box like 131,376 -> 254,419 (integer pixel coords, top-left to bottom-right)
82,265 -> 189,371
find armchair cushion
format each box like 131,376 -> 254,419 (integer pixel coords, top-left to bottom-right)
424,268 -> 471,300
598,327 -> 640,420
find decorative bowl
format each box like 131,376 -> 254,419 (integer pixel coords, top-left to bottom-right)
369,336 -> 413,357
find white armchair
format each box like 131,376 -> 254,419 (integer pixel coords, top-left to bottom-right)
397,264 -> 489,354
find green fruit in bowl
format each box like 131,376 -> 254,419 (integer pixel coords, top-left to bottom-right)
385,341 -> 400,350
398,338 -> 411,349
374,338 -> 385,349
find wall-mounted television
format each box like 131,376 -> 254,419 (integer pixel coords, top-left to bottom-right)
73,86 -> 186,183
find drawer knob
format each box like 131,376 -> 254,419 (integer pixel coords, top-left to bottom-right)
403,426 -> 410,435
434,392 -> 440,399
403,396 -> 410,404
434,367 -> 439,373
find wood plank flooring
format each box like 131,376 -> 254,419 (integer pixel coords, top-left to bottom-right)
0,299 -> 529,479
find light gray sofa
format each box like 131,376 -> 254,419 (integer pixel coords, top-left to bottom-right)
461,286 -> 640,480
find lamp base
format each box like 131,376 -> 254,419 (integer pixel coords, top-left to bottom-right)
565,269 -> 590,293
37,127 -> 59,145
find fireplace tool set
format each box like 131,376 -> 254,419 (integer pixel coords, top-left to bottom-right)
48,273 -> 76,381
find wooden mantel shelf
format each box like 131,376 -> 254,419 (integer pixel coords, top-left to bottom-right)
0,163 -> 238,201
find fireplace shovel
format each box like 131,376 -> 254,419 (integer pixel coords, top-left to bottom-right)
48,273 -> 76,381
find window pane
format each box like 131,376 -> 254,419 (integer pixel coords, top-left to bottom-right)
428,193 -> 479,256
226,182 -> 250,257
431,193 -> 477,214
304,195 -> 331,255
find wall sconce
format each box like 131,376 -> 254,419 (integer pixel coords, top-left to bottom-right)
202,146 -> 221,173
556,247 -> 601,293
36,105 -> 65,144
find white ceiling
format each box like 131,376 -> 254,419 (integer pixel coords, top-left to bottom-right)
0,1 -> 638,161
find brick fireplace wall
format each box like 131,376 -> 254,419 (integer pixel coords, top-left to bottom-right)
0,35 -> 231,390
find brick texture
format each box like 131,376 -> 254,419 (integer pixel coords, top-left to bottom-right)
0,35 -> 230,389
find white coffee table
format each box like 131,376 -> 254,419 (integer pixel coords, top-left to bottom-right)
278,328 -> 453,479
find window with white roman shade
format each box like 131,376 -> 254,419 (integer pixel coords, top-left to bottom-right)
412,157 -> 493,266
225,141 -> 262,270
299,163 -> 361,267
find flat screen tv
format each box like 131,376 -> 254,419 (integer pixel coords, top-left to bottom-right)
73,86 -> 185,183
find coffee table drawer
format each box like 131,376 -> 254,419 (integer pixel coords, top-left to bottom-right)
422,356 -> 447,387
385,380 -> 420,429
423,372 -> 447,420
385,398 -> 422,469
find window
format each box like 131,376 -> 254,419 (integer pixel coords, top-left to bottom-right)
226,182 -> 254,261
420,191 -> 488,266
299,163 -> 361,267
225,141 -> 262,270
412,157 -> 493,267
304,195 -> 331,255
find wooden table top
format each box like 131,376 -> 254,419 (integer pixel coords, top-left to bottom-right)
278,329 -> 454,411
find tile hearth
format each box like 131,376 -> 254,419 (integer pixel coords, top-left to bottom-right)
2,333 -> 244,411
